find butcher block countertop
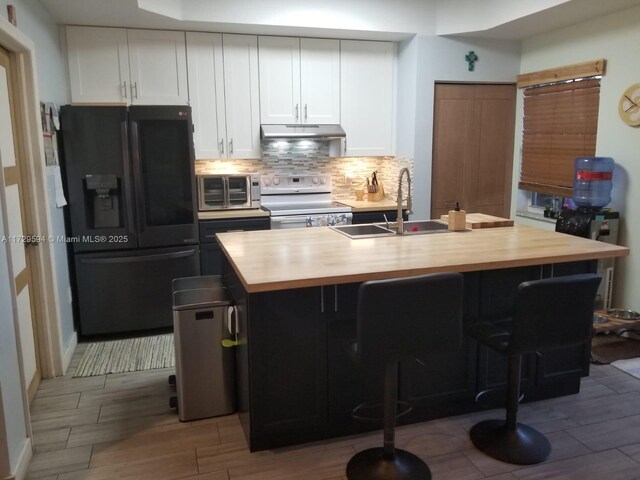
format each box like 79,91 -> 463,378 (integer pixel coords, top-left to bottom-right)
336,198 -> 404,212
198,208 -> 270,220
217,224 -> 628,293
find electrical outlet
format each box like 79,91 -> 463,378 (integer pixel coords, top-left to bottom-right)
67,286 -> 73,304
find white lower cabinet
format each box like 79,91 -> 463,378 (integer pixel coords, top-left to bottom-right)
340,40 -> 395,156
187,33 -> 260,159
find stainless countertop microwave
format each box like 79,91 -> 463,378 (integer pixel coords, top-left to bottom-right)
198,174 -> 261,211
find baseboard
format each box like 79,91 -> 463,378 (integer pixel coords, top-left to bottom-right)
61,332 -> 78,375
2,438 -> 32,480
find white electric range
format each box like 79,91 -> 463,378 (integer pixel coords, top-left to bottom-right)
261,174 -> 352,229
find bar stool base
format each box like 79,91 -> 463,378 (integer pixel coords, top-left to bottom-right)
346,448 -> 431,480
470,419 -> 551,465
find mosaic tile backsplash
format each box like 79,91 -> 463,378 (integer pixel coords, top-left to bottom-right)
195,140 -> 414,200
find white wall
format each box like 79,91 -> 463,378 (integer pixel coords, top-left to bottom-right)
511,5 -> 640,309
436,0 -> 568,35
406,35 -> 521,219
0,0 -> 75,355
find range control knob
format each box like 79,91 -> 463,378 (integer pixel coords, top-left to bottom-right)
320,178 -> 327,185
273,178 -> 280,185
312,177 -> 319,184
263,178 -> 272,186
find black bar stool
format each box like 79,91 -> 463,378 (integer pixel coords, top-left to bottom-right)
346,272 -> 464,480
466,273 -> 601,465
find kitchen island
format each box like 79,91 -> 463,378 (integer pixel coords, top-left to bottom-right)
218,224 -> 628,451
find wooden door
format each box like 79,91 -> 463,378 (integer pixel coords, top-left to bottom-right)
127,29 -> 188,105
258,36 -> 301,124
300,38 -> 340,124
222,34 -> 261,159
431,84 -> 516,219
66,26 -> 130,104
341,40 -> 394,157
186,32 -> 227,159
0,47 -> 40,399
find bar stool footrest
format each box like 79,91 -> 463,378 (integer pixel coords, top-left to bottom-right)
351,400 -> 412,423
475,388 -> 524,409
470,419 -> 551,465
346,447 -> 431,480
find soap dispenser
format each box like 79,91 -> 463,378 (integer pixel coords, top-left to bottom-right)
448,202 -> 467,231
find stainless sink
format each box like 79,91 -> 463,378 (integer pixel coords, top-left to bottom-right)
330,224 -> 396,239
331,220 -> 456,239
400,220 -> 450,234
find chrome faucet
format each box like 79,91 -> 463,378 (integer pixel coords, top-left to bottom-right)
396,167 -> 413,235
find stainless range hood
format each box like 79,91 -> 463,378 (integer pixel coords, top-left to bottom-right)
260,124 -> 346,140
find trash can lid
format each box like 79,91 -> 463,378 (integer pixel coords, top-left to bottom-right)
172,287 -> 232,310
172,275 -> 222,293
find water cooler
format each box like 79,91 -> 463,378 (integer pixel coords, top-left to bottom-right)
555,156 -> 619,309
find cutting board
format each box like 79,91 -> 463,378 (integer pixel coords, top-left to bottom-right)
439,213 -> 514,229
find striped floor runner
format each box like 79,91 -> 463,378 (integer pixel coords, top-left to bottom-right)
73,334 -> 175,377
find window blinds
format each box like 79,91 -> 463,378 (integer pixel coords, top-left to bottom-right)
518,78 -> 600,196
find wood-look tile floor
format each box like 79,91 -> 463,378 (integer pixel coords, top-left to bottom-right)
26,344 -> 640,479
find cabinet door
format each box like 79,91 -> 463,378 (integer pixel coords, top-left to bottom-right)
222,34 -> 261,159
67,26 -> 130,104
341,41 -> 394,156
186,32 -> 227,159
300,38 -> 340,124
127,30 -> 188,105
258,36 -> 301,124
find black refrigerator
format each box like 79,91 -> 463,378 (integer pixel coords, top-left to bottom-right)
60,106 -> 200,336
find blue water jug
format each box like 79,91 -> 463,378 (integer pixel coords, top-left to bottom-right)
572,156 -> 614,208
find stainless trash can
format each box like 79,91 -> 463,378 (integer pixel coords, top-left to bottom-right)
172,276 -> 236,421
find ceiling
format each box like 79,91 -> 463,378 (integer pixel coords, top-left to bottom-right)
39,0 -> 640,41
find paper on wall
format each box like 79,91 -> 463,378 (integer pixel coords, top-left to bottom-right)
52,165 -> 67,207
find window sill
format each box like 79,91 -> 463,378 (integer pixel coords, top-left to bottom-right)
515,210 -> 557,225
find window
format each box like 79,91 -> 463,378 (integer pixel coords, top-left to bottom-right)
516,59 -> 605,198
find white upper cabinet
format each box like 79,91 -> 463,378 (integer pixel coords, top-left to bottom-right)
221,34 -> 261,159
341,40 -> 394,156
66,26 -> 188,105
67,26 -> 130,104
127,29 -> 188,105
186,33 -> 260,159
300,38 -> 340,125
258,36 -> 300,124
186,32 -> 227,159
259,36 -> 340,125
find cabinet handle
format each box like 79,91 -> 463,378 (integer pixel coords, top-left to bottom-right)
334,285 -> 338,312
229,138 -> 233,154
122,81 -> 127,99
133,81 -> 138,99
219,139 -> 224,154
320,286 -> 324,313
295,104 -> 299,120
304,104 -> 308,121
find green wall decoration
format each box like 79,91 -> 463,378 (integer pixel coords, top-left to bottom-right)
465,51 -> 478,71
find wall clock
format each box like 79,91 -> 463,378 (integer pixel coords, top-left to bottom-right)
619,83 -> 640,127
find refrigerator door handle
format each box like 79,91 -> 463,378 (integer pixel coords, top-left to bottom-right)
129,120 -> 146,235
121,120 -> 137,241
78,249 -> 197,265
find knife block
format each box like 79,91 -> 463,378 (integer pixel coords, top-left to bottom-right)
367,183 -> 385,202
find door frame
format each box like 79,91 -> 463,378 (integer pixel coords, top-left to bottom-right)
1,18 -> 65,381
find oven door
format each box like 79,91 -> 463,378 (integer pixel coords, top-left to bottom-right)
199,176 -> 226,210
270,213 -> 352,229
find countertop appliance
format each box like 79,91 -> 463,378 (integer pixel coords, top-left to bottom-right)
261,174 -> 352,229
60,105 -> 199,336
197,174 -> 260,211
556,208 -> 620,310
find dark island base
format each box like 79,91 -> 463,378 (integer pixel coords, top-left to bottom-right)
223,258 -> 596,452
